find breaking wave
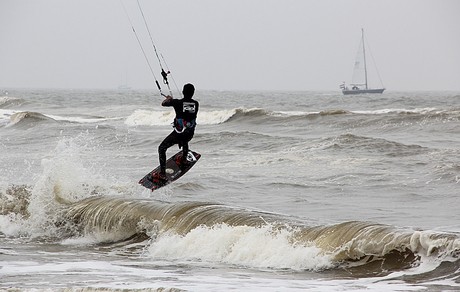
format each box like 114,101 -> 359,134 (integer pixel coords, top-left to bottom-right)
9,111 -> 55,126
1,110 -> 114,128
3,185 -> 460,272
0,96 -> 29,108
63,197 -> 460,268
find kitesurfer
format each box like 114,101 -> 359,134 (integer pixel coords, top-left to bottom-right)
153,83 -> 199,181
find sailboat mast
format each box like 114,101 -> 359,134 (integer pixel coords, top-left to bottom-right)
362,28 -> 368,89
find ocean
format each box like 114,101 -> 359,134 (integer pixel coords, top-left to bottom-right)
1,88 -> 460,291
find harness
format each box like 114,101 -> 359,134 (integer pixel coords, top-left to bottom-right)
173,118 -> 196,133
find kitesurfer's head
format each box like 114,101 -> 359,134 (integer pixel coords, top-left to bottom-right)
183,83 -> 195,99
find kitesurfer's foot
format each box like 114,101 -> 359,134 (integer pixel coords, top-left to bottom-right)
181,158 -> 189,167
176,155 -> 189,167
175,155 -> 182,165
152,172 -> 167,182
175,155 -> 189,167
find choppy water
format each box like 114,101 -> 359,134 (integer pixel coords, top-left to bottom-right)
1,88 -> 460,291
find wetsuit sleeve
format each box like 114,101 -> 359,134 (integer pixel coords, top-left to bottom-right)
163,99 -> 179,107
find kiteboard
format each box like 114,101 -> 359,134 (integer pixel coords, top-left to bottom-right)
139,150 -> 201,191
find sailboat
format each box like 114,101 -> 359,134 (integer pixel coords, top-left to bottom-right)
118,84 -> 132,90
342,29 -> 385,95
118,68 -> 132,90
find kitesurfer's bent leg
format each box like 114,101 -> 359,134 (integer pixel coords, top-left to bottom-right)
158,131 -> 180,174
179,131 -> 195,164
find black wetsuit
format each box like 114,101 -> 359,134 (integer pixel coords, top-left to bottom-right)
158,97 -> 199,174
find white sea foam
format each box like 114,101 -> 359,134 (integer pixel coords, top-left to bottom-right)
45,114 -> 114,123
125,109 -> 175,126
125,109 -> 237,126
149,223 -> 333,270
352,107 -> 441,115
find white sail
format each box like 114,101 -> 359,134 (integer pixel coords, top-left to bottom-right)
351,36 -> 366,87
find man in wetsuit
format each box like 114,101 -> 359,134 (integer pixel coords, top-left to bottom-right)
153,83 -> 199,181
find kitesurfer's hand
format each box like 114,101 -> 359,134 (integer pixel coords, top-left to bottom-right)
161,95 -> 173,106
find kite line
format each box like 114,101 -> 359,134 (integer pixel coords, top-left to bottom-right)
120,0 -> 180,97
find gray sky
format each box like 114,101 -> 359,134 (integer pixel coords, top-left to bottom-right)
1,0 -> 459,91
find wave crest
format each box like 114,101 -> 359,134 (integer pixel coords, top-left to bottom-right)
7,111 -> 55,127
63,197 -> 460,270
0,96 -> 28,108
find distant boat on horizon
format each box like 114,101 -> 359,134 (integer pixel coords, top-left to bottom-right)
341,29 -> 385,95
118,84 -> 132,90
118,68 -> 132,90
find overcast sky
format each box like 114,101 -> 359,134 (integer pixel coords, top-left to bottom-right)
1,0 -> 459,92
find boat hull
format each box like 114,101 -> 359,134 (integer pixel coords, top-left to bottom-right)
342,88 -> 385,95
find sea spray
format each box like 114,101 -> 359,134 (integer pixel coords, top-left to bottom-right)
24,136 -> 126,238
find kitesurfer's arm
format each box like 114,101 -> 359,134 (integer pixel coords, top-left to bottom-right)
162,95 -> 173,106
